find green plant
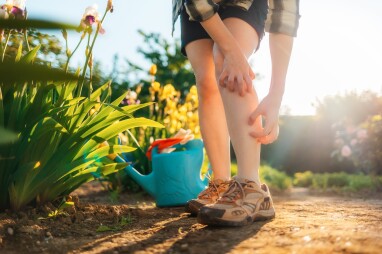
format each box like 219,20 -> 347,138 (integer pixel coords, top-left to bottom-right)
259,164 -> 292,191
293,171 -> 380,192
293,171 -> 314,187
0,1 -> 163,211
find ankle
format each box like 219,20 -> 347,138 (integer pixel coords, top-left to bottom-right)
235,175 -> 261,186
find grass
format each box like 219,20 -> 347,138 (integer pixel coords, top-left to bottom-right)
294,171 -> 382,192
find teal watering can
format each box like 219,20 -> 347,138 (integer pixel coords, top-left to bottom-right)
119,139 -> 209,207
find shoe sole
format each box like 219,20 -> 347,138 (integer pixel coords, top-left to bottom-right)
197,208 -> 276,227
184,203 -> 198,216
185,200 -> 207,216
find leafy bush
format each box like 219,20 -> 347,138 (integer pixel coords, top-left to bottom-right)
293,171 -> 381,192
260,164 -> 293,191
293,171 -> 314,187
0,3 -> 162,211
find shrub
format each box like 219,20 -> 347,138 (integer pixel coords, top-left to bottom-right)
293,171 -> 314,187
326,172 -> 350,188
260,164 -> 293,191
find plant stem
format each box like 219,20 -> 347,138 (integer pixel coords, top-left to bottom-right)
23,29 -> 30,51
76,10 -> 108,98
1,31 -> 12,62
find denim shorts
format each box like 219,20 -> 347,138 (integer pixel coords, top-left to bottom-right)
180,0 -> 268,56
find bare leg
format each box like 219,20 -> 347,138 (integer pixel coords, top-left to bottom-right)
213,18 -> 262,185
185,39 -> 231,181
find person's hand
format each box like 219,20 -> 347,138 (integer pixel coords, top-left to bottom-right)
218,51 -> 255,96
248,94 -> 281,144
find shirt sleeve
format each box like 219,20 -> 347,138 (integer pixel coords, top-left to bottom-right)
265,0 -> 301,37
184,0 -> 219,22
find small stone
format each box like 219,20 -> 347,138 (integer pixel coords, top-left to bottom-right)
27,220 -> 35,226
180,243 -> 188,250
303,235 -> 311,242
75,212 -> 85,222
45,231 -> 52,238
36,240 -> 41,245
7,227 -> 14,236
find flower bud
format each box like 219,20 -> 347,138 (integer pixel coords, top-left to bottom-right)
66,49 -> 72,57
61,29 -> 68,40
88,55 -> 93,68
149,64 -> 157,76
107,0 -> 113,13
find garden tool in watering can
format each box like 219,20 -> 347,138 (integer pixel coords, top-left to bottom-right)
115,138 -> 209,207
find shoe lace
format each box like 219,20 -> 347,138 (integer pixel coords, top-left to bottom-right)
220,180 -> 246,203
198,178 -> 219,199
198,174 -> 219,199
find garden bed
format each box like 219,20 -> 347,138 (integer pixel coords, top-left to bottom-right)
0,183 -> 382,253
1,183 -> 382,254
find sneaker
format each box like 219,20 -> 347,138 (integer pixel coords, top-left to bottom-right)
185,179 -> 230,216
197,179 -> 275,226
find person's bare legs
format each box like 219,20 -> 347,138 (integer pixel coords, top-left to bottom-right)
213,18 -> 262,185
185,39 -> 231,181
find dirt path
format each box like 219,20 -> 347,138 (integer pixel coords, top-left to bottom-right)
1,185 -> 381,254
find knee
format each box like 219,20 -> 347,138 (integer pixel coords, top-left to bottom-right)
195,73 -> 220,102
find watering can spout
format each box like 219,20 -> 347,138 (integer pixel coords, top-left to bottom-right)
115,156 -> 156,197
124,165 -> 156,196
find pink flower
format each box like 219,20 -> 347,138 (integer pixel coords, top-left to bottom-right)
356,129 -> 367,140
1,0 -> 26,19
79,5 -> 105,34
341,145 -> 352,157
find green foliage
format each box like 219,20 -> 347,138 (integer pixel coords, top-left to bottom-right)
232,162 -> 293,191
293,171 -> 314,187
0,19 -> 78,30
0,15 -> 163,211
293,171 -> 382,192
260,164 -> 293,191
124,30 -> 195,95
0,61 -> 78,83
358,115 -> 382,174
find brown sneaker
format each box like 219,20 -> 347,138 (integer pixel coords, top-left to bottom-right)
197,179 -> 275,226
185,179 -> 230,216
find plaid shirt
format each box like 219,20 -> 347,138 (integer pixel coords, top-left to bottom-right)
172,0 -> 300,37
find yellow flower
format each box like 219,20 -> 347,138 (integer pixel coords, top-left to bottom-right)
160,84 -> 176,100
372,114 -> 382,122
151,81 -> 161,92
189,85 -> 198,95
149,64 -> 157,76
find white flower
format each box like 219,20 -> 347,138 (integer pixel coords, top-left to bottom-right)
0,8 -> 9,19
82,4 -> 99,24
341,145 -> 352,157
79,4 -> 105,34
129,91 -> 137,100
6,0 -> 26,10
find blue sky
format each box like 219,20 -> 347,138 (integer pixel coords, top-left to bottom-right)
26,0 -> 382,115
